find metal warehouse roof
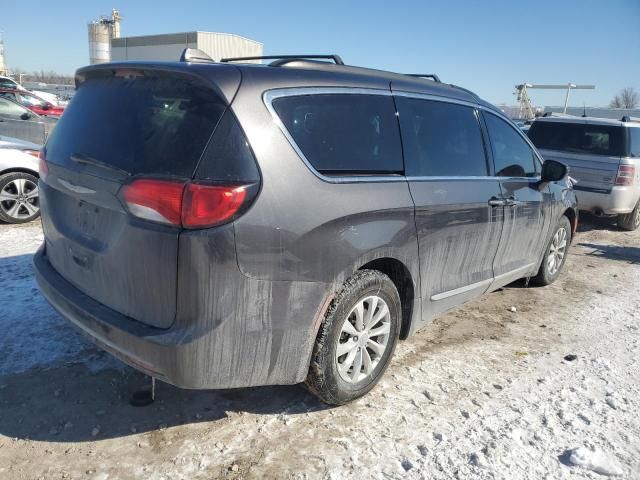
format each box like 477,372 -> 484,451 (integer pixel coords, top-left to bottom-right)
112,31 -> 263,48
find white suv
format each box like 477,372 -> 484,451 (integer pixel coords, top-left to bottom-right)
528,116 -> 640,230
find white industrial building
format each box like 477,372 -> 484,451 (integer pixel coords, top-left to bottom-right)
111,31 -> 263,63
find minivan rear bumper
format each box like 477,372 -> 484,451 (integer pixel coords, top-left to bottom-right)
35,244 -> 191,384
34,244 -> 327,389
574,185 -> 640,215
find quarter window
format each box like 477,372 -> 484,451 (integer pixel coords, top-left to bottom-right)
485,113 -> 538,177
396,97 -> 488,177
627,128 -> 640,157
271,93 -> 403,175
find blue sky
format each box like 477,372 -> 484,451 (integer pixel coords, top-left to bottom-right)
2,0 -> 639,106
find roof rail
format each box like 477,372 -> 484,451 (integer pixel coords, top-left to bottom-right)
180,48 -> 215,63
220,54 -> 344,65
621,116 -> 640,123
405,73 -> 441,83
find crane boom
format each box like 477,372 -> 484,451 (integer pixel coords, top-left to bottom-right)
515,83 -> 595,119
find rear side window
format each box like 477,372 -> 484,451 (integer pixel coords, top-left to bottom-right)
272,94 -> 403,175
45,72 -> 227,177
396,97 -> 488,177
485,113 -> 538,177
528,122 -> 625,157
628,128 -> 640,157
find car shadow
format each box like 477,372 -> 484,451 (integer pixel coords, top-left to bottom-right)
578,242 -> 640,265
0,363 -> 330,443
576,212 -> 621,232
0,251 -> 331,443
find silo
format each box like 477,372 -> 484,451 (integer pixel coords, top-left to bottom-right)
88,21 -> 112,64
87,10 -> 122,65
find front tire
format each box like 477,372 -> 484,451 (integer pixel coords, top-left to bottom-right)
531,216 -> 572,286
0,172 -> 40,224
305,270 -> 401,405
618,200 -> 640,231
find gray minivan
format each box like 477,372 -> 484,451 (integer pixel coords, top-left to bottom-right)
528,116 -> 640,230
34,55 -> 577,404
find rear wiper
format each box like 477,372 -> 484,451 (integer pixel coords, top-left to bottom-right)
70,152 -> 131,176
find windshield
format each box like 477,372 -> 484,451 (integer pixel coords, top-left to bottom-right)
19,93 -> 48,108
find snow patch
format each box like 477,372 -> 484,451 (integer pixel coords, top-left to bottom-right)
564,446 -> 624,476
0,223 -> 121,376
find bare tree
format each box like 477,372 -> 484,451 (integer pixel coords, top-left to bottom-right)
610,87 -> 639,109
27,69 -> 74,85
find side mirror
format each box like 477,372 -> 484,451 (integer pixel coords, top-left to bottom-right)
20,112 -> 31,120
541,159 -> 568,182
41,104 -> 51,111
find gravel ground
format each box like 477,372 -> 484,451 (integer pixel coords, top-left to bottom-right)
0,215 -> 638,480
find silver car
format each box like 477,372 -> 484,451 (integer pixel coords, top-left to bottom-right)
0,135 -> 41,223
0,96 -> 56,145
528,116 -> 640,230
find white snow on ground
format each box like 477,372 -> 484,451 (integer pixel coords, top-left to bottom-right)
152,233 -> 640,479
566,446 -> 624,476
0,223 -> 120,375
0,220 -> 638,479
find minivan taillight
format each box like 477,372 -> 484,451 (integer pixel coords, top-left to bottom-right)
182,184 -> 248,228
122,179 -> 185,226
121,179 -> 254,229
38,150 -> 48,181
615,165 -> 636,186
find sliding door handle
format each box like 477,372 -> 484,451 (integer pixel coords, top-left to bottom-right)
488,197 -> 506,207
503,197 -> 523,207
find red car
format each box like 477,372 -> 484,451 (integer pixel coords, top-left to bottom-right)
0,89 -> 65,117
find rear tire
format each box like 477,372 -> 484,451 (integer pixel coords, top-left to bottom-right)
305,270 -> 401,405
0,172 -> 40,224
531,216 -> 572,286
618,200 -> 640,231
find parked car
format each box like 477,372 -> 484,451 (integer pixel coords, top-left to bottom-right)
30,90 -> 63,107
528,116 -> 640,230
0,135 -> 40,223
0,96 -> 56,144
0,76 -> 27,91
0,88 -> 65,117
34,54 -> 577,405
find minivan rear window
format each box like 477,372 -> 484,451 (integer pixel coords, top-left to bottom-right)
272,94 -> 403,175
528,122 -> 625,157
45,72 -> 227,177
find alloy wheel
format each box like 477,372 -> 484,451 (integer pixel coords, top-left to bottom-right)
336,295 -> 391,383
0,178 -> 39,221
547,227 -> 568,276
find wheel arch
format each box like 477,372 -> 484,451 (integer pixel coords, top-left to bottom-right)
0,168 -> 39,179
358,257 -> 416,340
562,206 -> 578,236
